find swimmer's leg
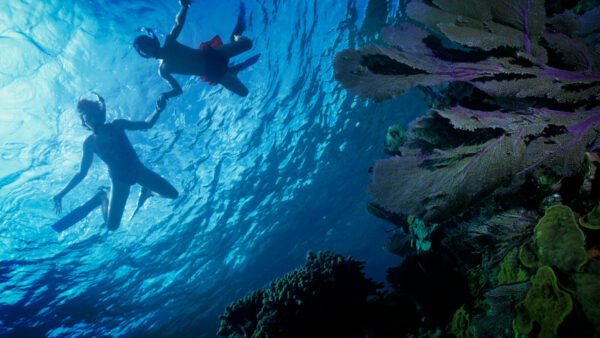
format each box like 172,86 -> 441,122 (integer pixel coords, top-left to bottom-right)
229,54 -> 260,74
106,180 -> 130,231
136,166 -> 178,199
50,189 -> 108,232
219,72 -> 249,97
217,36 -> 252,59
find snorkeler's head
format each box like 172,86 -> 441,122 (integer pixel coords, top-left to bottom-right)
133,28 -> 160,58
77,94 -> 106,130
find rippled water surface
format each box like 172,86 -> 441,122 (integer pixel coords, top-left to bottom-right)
0,0 -> 426,336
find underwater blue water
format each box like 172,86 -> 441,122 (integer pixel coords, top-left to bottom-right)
0,0 -> 426,336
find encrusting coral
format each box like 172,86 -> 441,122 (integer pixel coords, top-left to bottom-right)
334,0 -> 600,223
497,247 -> 528,285
450,305 -> 476,338
580,202 -> 600,229
531,205 -> 587,272
515,265 -> 573,337
516,205 -> 588,272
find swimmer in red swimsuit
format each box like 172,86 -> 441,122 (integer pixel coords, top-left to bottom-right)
134,0 -> 259,109
52,94 -> 178,231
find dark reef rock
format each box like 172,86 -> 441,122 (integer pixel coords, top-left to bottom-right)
546,0 -> 600,16
387,250 -> 470,327
217,251 -> 383,337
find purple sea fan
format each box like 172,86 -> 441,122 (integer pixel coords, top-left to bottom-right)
334,0 -> 600,222
334,0 -> 600,103
367,105 -> 600,222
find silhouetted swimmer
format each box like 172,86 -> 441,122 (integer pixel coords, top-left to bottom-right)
133,0 -> 259,109
52,94 -> 178,231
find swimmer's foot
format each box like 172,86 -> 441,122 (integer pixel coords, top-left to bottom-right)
96,187 -> 109,222
230,2 -> 246,42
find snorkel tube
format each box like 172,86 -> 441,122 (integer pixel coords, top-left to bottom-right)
133,27 -> 160,58
92,91 -> 106,113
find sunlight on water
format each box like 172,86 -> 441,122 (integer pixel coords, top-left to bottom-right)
0,0 -> 425,335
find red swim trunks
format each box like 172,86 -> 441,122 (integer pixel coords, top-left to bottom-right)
199,35 -> 229,85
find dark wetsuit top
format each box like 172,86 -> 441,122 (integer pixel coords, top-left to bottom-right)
160,39 -> 229,83
200,38 -> 229,83
85,123 -> 141,185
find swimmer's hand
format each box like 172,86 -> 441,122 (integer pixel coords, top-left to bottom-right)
180,0 -> 191,8
156,94 -> 167,111
52,194 -> 63,215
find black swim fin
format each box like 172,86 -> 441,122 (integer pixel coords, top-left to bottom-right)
230,2 -> 246,42
130,187 -> 151,222
51,190 -> 107,232
229,54 -> 260,74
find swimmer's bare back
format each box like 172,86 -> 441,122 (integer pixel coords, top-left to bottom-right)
134,0 -> 257,107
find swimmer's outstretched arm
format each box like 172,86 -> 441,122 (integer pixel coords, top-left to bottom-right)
52,141 -> 94,214
111,106 -> 165,131
165,0 -> 190,45
157,0 -> 190,107
158,69 -> 183,102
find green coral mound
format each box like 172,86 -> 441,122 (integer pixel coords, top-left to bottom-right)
450,305 -> 475,338
217,250 -> 382,337
533,205 -> 587,272
515,266 -> 573,337
497,248 -> 528,285
579,202 -> 600,230
575,260 -> 600,334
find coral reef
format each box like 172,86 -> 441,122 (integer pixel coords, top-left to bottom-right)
574,260 -> 600,334
452,193 -> 600,337
330,0 -> 600,335
334,0 -> 600,223
497,247 -> 528,285
450,305 -> 476,338
471,282 -> 531,337
515,265 -> 573,337
444,207 -> 538,272
217,251 -> 382,337
531,205 -> 587,272
580,202 -> 600,229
